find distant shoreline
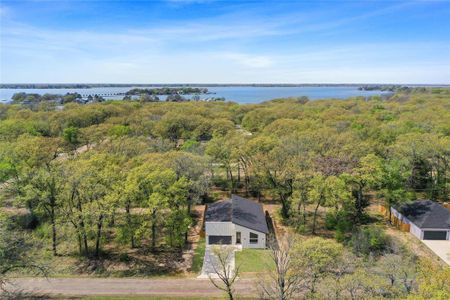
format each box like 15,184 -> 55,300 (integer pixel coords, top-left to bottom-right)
1,83 -> 449,89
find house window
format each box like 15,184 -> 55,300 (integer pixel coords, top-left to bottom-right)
236,232 -> 241,244
250,232 -> 258,244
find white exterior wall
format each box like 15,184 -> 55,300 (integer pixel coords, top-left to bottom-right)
410,222 -> 423,239
205,221 -> 266,248
205,222 -> 235,244
234,224 -> 266,249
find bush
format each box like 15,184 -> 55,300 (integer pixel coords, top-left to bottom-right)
325,211 -> 337,230
34,222 -> 52,240
326,210 -> 354,240
108,124 -> 131,137
191,237 -> 205,273
119,252 -> 131,262
63,126 -> 79,145
334,229 -> 345,243
297,224 -> 308,234
180,139 -> 200,152
351,225 -> 389,256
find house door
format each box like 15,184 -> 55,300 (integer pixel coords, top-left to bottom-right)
236,232 -> 241,244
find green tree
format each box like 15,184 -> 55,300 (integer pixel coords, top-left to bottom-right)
308,175 -> 351,234
137,168 -> 191,250
409,259 -> 450,300
344,154 -> 383,223
0,212 -> 46,290
351,225 -> 389,256
292,237 -> 344,295
63,126 -> 80,146
61,153 -> 122,257
12,135 -> 63,256
379,159 -> 411,223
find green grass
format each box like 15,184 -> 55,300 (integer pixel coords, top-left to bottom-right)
191,237 -> 205,273
81,297 -> 256,300
81,297 -> 224,300
235,249 -> 274,273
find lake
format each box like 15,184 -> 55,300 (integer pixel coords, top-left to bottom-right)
0,86 -> 391,104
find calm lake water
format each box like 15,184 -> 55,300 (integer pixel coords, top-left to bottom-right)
0,86 -> 391,104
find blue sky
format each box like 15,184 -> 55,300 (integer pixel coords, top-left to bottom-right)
0,0 -> 449,84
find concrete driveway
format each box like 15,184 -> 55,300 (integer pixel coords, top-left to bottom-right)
197,245 -> 237,279
421,240 -> 450,266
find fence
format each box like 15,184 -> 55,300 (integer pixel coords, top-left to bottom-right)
378,204 -> 410,232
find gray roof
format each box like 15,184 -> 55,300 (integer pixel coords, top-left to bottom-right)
398,200 -> 450,229
205,200 -> 232,222
205,195 -> 269,234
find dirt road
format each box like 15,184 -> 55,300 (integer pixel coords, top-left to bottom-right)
4,277 -> 259,298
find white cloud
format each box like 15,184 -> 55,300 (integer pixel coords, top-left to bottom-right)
0,5 -> 10,17
219,53 -> 274,68
1,1 -> 449,84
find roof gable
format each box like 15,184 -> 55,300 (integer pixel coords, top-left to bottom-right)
205,200 -> 232,222
231,195 -> 269,234
204,195 -> 269,234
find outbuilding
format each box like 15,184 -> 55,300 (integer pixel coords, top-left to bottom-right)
204,195 -> 269,248
390,200 -> 450,240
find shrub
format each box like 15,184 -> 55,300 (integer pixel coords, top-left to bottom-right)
351,225 -> 389,256
325,211 -> 338,230
63,126 -> 79,145
108,124 -> 131,137
297,224 -> 308,234
326,210 -> 354,240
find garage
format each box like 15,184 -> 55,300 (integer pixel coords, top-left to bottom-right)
423,231 -> 448,240
208,235 -> 232,245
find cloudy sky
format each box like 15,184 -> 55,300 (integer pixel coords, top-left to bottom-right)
0,0 -> 449,84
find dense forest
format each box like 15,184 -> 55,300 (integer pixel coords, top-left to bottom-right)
0,88 -> 449,298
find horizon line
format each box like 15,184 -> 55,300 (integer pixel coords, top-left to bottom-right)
2,83 -> 449,86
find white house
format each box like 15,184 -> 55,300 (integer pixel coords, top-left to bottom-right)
391,200 -> 450,240
204,195 -> 269,248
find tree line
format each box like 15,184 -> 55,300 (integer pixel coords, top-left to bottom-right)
125,87 -> 209,96
0,88 -> 449,285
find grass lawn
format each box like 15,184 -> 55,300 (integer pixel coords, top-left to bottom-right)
235,249 -> 273,273
81,297 -> 226,300
81,297 -> 257,300
191,237 -> 205,273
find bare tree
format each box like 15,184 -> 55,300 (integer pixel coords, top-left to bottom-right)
259,235 -> 302,300
1,213 -> 48,294
208,246 -> 240,300
377,253 -> 417,295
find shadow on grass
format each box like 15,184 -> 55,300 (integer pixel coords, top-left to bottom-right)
1,289 -> 53,300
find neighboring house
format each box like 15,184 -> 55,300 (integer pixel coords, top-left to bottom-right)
391,200 -> 450,240
204,195 -> 269,248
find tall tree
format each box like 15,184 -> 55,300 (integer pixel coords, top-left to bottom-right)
13,135 -> 63,256
292,237 -> 344,296
259,236 -> 302,300
344,154 -> 382,223
379,159 -> 411,223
